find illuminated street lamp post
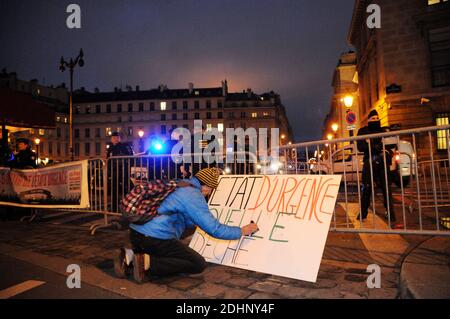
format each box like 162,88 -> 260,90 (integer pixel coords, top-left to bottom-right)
59,49 -> 84,161
34,138 -> 40,166
138,130 -> 144,152
343,95 -> 354,108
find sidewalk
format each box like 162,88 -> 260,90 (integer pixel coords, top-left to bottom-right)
0,219 -> 407,299
400,236 -> 450,299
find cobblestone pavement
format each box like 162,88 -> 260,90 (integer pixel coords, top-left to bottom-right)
0,214 -> 423,299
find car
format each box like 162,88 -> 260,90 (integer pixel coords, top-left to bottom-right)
309,139 -> 415,187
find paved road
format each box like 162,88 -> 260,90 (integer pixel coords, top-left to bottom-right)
0,255 -> 126,299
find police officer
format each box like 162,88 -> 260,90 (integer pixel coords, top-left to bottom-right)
107,132 -> 134,158
10,138 -> 37,169
107,132 -> 134,212
357,110 -> 395,222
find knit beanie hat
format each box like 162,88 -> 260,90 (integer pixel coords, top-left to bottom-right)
195,168 -> 221,189
368,109 -> 379,120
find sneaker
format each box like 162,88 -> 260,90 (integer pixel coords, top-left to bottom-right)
114,248 -> 132,279
133,253 -> 146,284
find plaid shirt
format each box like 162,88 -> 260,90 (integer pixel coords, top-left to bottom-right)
120,179 -> 178,225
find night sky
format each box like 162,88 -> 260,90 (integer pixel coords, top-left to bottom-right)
0,0 -> 354,142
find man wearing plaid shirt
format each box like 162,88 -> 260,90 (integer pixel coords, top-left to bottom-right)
114,167 -> 258,283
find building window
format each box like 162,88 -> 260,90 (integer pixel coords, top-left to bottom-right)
218,112 -> 223,119
106,104 -> 112,113
183,124 -> 189,130
57,143 -> 61,155
160,101 -> 167,110
65,128 -> 69,138
161,125 -> 166,134
85,143 -> 90,156
86,106 -> 91,114
172,101 -> 177,110
56,116 -> 61,122
39,129 -> 45,136
127,127 -> 133,137
194,113 -> 200,120
74,129 -> 80,138
95,142 -> 101,156
206,112 -> 212,119
63,117 -> 68,123
217,99 -> 223,108
66,143 -> 69,156
241,112 -> 246,118
251,112 -> 258,118
96,105 -> 101,113
48,142 -> 53,155
206,100 -> 211,109
183,113 -> 188,120
128,103 -> 133,112
139,103 -> 144,112
57,128 -> 61,138
161,114 -> 166,121
194,100 -> 200,109
436,113 -> 450,150
183,101 -> 188,109
263,112 -> 269,117
75,106 -> 80,114
105,127 -> 112,136
428,0 -> 449,5
206,123 -> 212,131
85,128 -> 90,138
218,123 -> 224,132
75,143 -> 80,156
150,102 -> 155,111
95,128 -> 100,138
117,104 -> 122,113
172,113 -> 177,120
429,26 -> 450,87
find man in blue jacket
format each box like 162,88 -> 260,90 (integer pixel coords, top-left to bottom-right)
115,167 -> 259,283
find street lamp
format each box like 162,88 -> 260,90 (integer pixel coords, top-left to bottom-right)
327,134 -> 333,141
34,138 -> 40,166
331,123 -> 339,135
59,48 -> 84,161
343,95 -> 354,108
138,130 -> 144,152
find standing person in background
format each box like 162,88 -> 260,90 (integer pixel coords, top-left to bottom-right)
357,110 -> 396,223
9,138 -> 37,169
107,132 -> 134,212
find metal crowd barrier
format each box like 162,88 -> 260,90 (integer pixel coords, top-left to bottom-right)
277,124 -> 450,236
89,151 -> 258,234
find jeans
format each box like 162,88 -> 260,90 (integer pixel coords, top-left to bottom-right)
129,229 -> 207,276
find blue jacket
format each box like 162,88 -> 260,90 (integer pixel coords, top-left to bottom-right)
130,177 -> 242,240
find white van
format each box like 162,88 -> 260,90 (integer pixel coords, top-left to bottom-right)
309,139 -> 415,187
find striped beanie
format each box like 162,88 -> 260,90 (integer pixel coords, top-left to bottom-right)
195,168 -> 221,189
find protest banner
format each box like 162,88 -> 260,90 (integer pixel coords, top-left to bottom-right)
0,161 -> 89,209
189,174 -> 341,282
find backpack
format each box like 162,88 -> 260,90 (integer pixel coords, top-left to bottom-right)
120,179 -> 191,225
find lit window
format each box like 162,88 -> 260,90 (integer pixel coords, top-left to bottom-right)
105,127 -> 112,136
206,124 -> 212,131
194,91 -> 200,96
39,129 -> 45,136
56,116 -> 61,122
263,112 -> 269,117
436,113 -> 449,150
160,101 -> 167,110
63,117 -> 68,123
218,123 -> 224,132
428,0 -> 448,5
251,112 -> 258,118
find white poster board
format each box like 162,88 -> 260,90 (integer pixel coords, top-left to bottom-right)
189,174 -> 341,282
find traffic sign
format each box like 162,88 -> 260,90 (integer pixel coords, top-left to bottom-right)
345,111 -> 357,125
